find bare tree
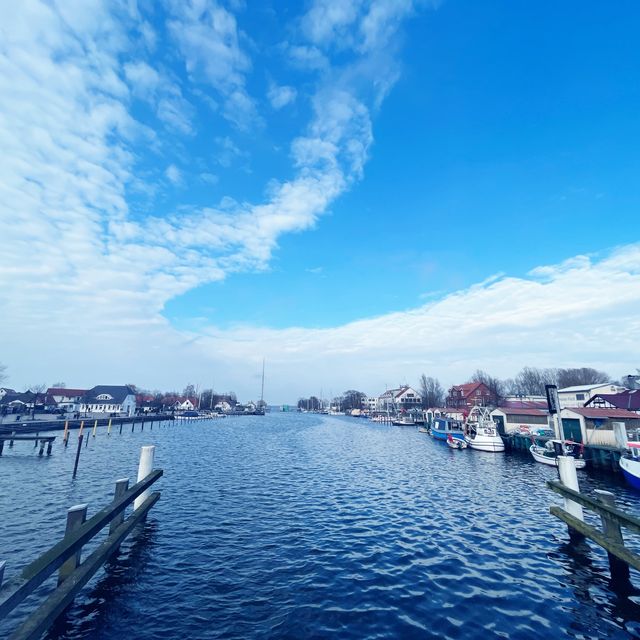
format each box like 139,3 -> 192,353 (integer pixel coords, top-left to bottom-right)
28,383 -> 47,420
341,390 -> 366,411
51,381 -> 66,388
556,367 -> 610,388
510,367 -> 559,396
183,383 -> 196,398
0,362 -> 7,384
419,374 -> 444,408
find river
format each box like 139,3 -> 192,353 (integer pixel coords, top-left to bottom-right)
2,413 -> 640,639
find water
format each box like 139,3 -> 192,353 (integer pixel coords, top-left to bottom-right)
2,413 -> 640,639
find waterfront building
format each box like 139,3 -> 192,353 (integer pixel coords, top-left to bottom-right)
559,407 -> 640,446
45,387 -> 87,412
81,385 -> 137,415
557,383 -> 626,408
584,390 -> 640,415
446,382 -> 496,409
377,386 -> 422,413
490,406 -> 550,435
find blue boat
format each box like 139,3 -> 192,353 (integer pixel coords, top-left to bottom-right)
431,417 -> 465,443
620,443 -> 640,490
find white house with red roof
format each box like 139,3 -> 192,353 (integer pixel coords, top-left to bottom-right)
46,387 -> 87,411
378,386 -> 422,412
560,407 -> 640,446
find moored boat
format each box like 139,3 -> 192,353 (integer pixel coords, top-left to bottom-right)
620,442 -> 640,490
529,439 -> 586,469
431,417 -> 465,443
392,415 -> 415,426
464,406 -> 505,453
447,433 -> 468,449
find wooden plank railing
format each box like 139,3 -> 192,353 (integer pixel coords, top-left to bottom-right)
0,465 -> 163,639
548,479 -> 640,584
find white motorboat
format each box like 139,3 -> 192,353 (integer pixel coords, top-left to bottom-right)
464,406 -> 505,452
620,442 -> 640,490
529,439 -> 586,469
447,433 -> 468,449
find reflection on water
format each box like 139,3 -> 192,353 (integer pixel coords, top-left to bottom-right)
1,414 -> 640,639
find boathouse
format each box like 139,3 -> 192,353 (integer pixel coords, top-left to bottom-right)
490,406 -> 550,435
559,407 -> 640,446
557,383 -> 626,408
585,390 -> 640,415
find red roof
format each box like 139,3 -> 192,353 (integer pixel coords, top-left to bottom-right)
566,407 -> 640,419
501,400 -> 548,410
496,407 -> 549,416
451,382 -> 488,397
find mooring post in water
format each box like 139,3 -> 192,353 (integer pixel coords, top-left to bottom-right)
38,439 -> 45,457
0,559 -> 5,588
557,456 -> 585,541
119,422 -> 123,435
110,478 -> 130,535
131,420 -> 135,433
63,420 -> 69,447
107,418 -> 112,436
9,432 -> 14,448
58,504 -> 88,585
34,433 -> 39,448
79,420 -> 84,437
141,418 -> 144,431
92,420 -> 98,438
594,489 -> 631,585
73,434 -> 84,478
134,445 -> 155,510
46,440 -> 53,456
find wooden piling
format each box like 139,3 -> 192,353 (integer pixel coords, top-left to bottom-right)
109,478 -> 130,535
107,418 -> 112,436
72,435 -> 83,479
557,456 -> 585,542
92,420 -> 98,438
58,504 -> 88,585
134,446 -> 155,510
0,559 -> 5,588
594,489 -> 631,586
46,440 -> 53,456
78,421 -> 84,437
63,421 -> 69,447
38,440 -> 45,457
119,423 -> 123,435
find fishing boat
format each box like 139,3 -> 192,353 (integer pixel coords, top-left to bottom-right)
447,433 -> 468,449
529,439 -> 586,469
431,417 -> 465,443
464,406 -> 505,453
620,442 -> 640,490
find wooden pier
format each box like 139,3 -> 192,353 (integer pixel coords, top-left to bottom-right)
0,448 -> 163,640
0,434 -> 55,457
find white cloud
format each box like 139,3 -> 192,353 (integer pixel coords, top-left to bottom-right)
268,83 -> 297,109
167,0 -> 259,130
165,164 -> 182,185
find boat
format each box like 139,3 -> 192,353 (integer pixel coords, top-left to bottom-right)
431,417 -> 465,443
447,433 -> 468,449
392,415 -> 415,426
417,427 -> 430,434
620,442 -> 640,490
464,406 -> 505,453
529,439 -> 586,468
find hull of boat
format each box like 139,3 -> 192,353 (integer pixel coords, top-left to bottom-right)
465,436 -> 505,453
620,456 -> 640,490
529,445 -> 586,469
447,439 -> 468,449
432,429 -> 465,442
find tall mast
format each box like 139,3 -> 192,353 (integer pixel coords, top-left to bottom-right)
260,358 -> 265,405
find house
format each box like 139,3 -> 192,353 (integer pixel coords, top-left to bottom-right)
81,385 -> 137,415
378,386 -> 422,412
361,396 -> 377,412
214,401 -> 232,412
446,382 -> 495,410
557,383 -> 626,408
45,387 -> 87,412
585,390 -> 640,415
559,407 -> 640,446
491,406 -> 550,436
172,397 -> 197,411
0,387 -> 16,400
0,391 -> 35,413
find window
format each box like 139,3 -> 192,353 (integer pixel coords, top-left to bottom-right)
576,393 -> 585,401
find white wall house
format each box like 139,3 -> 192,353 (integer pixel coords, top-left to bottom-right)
173,398 -> 196,411
362,396 -> 377,412
558,384 -> 626,408
82,385 -> 137,415
378,386 -> 422,412
490,407 -> 550,435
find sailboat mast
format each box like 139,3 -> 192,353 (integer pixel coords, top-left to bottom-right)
260,358 -> 265,405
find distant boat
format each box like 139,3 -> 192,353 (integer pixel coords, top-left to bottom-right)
392,415 -> 415,426
464,406 -> 505,453
529,439 -> 586,468
620,442 -> 640,490
431,417 -> 465,443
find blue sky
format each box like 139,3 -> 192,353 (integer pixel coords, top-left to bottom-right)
1,0 -> 639,402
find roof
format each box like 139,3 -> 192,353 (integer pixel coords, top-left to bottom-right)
558,384 -> 619,393
564,407 -> 640,419
85,385 -> 135,403
586,391 -> 640,411
500,400 -> 548,410
450,382 -> 488,396
47,388 -> 87,397
493,407 -> 549,417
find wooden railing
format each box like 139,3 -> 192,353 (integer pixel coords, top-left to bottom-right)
548,479 -> 640,585
0,464 -> 163,640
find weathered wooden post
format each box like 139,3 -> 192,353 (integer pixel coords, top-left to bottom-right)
557,456 -> 584,541
131,420 -> 135,433
0,440 -> 4,456
58,504 -> 88,585
72,434 -> 84,479
46,439 -> 53,456
119,422 -> 123,435
78,421 -> 84,437
38,439 -> 45,457
141,418 -> 144,431
134,446 -> 155,510
34,433 -> 39,448
92,420 -> 98,438
63,420 -> 69,447
110,478 -> 130,535
107,418 -> 112,436
9,431 -> 14,448
594,489 -> 631,586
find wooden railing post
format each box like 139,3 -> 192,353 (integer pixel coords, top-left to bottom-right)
110,479 -> 130,535
58,504 -> 88,585
594,489 -> 631,586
